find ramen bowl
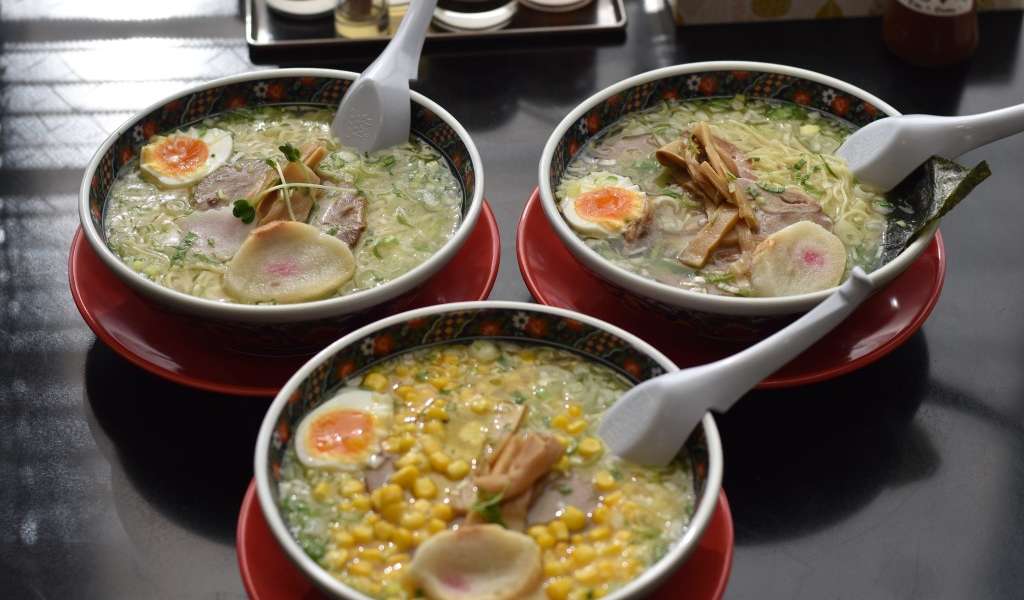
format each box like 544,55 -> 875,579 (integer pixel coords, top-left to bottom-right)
79,68 -> 484,353
538,61 -> 935,340
255,301 -> 723,600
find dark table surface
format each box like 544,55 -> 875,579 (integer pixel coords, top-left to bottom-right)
3,2 -> 1024,599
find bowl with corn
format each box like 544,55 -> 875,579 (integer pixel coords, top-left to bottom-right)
255,301 -> 723,600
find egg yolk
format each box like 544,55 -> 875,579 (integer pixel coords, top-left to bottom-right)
575,187 -> 637,221
308,410 -> 375,457
153,135 -> 209,175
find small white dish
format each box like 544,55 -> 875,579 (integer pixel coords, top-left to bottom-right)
432,0 -> 518,31
519,0 -> 593,13
266,0 -> 336,18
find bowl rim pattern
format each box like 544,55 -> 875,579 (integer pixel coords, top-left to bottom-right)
253,300 -> 724,600
78,68 -> 485,323
538,60 -> 939,316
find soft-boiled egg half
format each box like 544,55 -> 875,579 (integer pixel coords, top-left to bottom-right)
560,171 -> 648,237
294,389 -> 393,470
140,127 -> 232,189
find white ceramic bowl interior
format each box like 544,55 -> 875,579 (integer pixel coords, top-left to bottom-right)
79,68 -> 484,325
539,61 -> 938,317
254,301 -> 724,600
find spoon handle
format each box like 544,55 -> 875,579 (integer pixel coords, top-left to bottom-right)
702,268 -> 874,412
937,102 -> 1024,157
370,0 -> 437,80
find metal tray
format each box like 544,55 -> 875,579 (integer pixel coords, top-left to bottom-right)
246,0 -> 627,64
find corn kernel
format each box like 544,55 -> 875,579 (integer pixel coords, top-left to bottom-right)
525,529 -> 551,548
390,465 -> 420,489
545,577 -> 573,600
396,452 -> 427,469
377,502 -> 402,524
431,503 -> 454,521
395,364 -> 411,377
427,518 -> 447,533
392,528 -> 415,551
614,530 -> 632,543
575,564 -> 601,585
413,477 -> 437,499
424,420 -> 444,435
551,414 -> 569,430
352,494 -> 372,512
528,525 -> 548,539
332,530 -> 355,547
573,544 -> 597,566
398,433 -> 416,452
428,376 -> 449,391
446,460 -> 470,480
324,549 -> 349,570
566,403 -> 583,417
359,547 -> 383,562
401,511 -> 427,530
348,560 -> 373,577
570,534 -> 584,545
425,404 -> 448,420
376,484 -> 405,508
413,499 -> 432,513
428,451 -> 451,472
549,520 -> 569,541
591,505 -> 610,525
554,456 -> 571,472
470,398 -> 492,414
577,437 -> 603,458
420,435 -> 442,454
352,524 -> 374,543
562,506 -> 586,531
373,521 -> 395,541
362,372 -> 389,392
387,553 -> 410,566
382,436 -> 401,453
594,471 -> 616,491
396,385 -> 415,401
566,419 -> 588,435
544,559 -> 566,578
588,526 -> 611,541
600,540 -> 625,557
604,491 -> 624,506
312,481 -> 332,502
364,512 -> 380,524
342,480 -> 366,496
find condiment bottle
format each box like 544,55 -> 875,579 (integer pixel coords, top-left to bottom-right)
883,0 -> 979,67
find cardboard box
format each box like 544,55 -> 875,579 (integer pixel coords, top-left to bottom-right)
668,0 -> 1024,25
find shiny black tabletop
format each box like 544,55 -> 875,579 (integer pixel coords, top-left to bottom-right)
3,2 -> 1024,598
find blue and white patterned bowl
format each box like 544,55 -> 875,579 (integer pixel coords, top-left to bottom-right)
78,69 -> 485,352
254,301 -> 723,600
538,61 -> 937,339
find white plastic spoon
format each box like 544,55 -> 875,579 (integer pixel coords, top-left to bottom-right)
332,0 -> 438,152
598,267 -> 874,467
837,102 -> 1024,191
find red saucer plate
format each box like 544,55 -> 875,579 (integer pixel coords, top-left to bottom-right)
517,189 -> 946,388
237,480 -> 734,600
69,202 -> 500,397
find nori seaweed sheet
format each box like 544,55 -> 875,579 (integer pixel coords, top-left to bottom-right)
880,156 -> 992,264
